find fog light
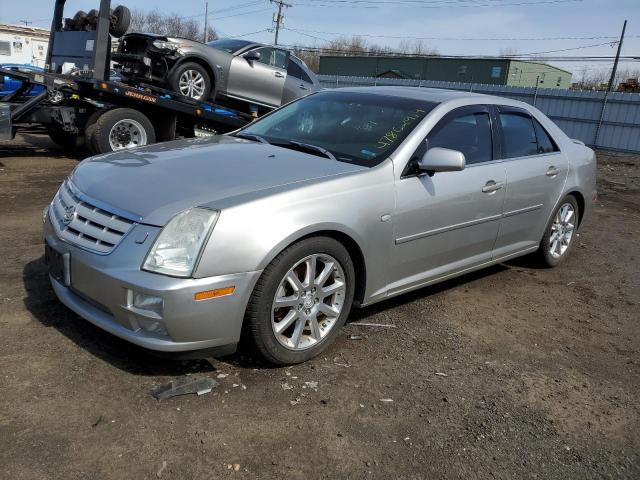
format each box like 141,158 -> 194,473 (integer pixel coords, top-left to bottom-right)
131,291 -> 164,316
137,316 -> 168,335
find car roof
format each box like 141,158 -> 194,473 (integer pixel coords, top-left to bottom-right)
330,86 -> 515,106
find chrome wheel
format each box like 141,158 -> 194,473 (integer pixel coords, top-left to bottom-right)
549,202 -> 575,258
271,254 -> 346,351
108,119 -> 147,150
178,69 -> 206,99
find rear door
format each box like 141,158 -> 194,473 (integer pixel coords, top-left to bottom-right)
282,57 -> 316,104
227,46 -> 289,107
492,106 -> 568,258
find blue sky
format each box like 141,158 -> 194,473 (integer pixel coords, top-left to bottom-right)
1,0 -> 638,77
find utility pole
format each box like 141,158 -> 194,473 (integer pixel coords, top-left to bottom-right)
271,0 -> 291,45
203,2 -> 209,43
20,20 -> 33,27
607,20 -> 627,92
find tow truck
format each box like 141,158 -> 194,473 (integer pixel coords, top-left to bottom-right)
0,0 -> 253,154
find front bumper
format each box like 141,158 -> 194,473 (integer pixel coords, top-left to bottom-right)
44,215 -> 261,353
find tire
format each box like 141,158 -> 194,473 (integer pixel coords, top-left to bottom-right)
537,195 -> 580,267
92,108 -> 155,153
109,5 -> 131,38
47,128 -> 84,149
71,10 -> 88,30
245,236 -> 355,365
169,62 -> 212,101
83,108 -> 106,155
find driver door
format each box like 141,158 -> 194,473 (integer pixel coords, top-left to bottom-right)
389,106 -> 506,294
227,47 -> 289,107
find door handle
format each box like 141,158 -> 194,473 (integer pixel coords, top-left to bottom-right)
546,166 -> 560,177
274,71 -> 284,78
299,84 -> 309,90
482,180 -> 504,194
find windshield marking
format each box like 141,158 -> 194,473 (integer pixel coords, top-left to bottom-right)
375,108 -> 427,150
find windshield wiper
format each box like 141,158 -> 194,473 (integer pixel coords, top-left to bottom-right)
235,132 -> 269,144
288,141 -> 337,161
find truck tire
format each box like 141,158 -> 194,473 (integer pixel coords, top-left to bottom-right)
109,5 -> 131,38
92,108 -> 155,153
169,62 -> 212,101
47,128 -> 84,149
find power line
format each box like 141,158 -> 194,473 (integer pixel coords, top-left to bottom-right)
289,0 -> 584,9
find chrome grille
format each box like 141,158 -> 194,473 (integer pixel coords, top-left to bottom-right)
50,181 -> 136,254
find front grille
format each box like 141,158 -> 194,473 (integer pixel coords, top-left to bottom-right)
50,181 -> 135,254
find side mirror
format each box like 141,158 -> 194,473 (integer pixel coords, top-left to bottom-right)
243,50 -> 261,62
418,147 -> 466,174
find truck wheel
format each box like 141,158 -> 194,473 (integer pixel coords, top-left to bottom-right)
109,5 -> 131,38
92,108 -> 156,153
169,62 -> 211,101
47,128 -> 84,149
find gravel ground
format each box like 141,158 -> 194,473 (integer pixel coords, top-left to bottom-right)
1,135 -> 638,479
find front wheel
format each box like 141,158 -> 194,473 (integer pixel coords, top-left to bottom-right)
537,195 -> 580,267
169,62 -> 211,101
245,237 -> 355,365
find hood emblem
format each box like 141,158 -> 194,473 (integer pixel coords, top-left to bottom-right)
62,205 -> 76,226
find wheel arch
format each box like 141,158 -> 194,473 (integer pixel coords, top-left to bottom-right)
173,56 -> 217,95
259,227 -> 368,308
566,190 -> 586,228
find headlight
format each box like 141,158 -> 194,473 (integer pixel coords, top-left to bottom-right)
152,40 -> 180,51
142,208 -> 219,277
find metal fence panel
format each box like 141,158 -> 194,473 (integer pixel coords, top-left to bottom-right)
318,75 -> 640,154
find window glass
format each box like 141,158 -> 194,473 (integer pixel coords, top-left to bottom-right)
427,112 -> 493,165
242,91 -> 437,167
499,112 -> 538,158
287,58 -> 313,84
533,118 -> 559,154
0,41 -> 11,56
254,47 -> 287,69
207,39 -> 252,54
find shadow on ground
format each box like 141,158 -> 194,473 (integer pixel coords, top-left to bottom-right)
23,251 -> 540,375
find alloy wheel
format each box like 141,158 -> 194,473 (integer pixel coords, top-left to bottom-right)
549,202 -> 576,258
271,254 -> 346,351
178,70 -> 206,99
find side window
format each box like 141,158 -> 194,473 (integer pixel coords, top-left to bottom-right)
287,58 -> 313,84
427,111 -> 493,165
499,112 -> 538,158
254,47 -> 287,69
533,118 -> 559,154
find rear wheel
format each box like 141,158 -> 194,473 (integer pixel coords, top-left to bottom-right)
92,108 -> 155,153
169,62 -> 211,101
537,195 -> 580,267
245,237 -> 355,365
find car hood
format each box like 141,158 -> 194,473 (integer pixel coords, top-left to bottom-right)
70,136 -> 366,226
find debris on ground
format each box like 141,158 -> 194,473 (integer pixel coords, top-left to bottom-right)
226,463 -> 241,471
216,373 -> 229,379
350,322 -> 397,328
156,460 -> 167,478
152,376 -> 218,401
91,415 -> 103,428
435,372 -> 448,377
304,381 -> 318,390
281,382 -> 293,390
380,398 -> 394,403
350,335 -> 363,340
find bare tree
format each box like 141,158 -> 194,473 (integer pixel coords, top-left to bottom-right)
128,9 -> 217,42
499,47 -> 519,57
397,39 -> 439,56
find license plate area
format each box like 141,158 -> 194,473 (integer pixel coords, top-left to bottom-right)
45,242 -> 71,286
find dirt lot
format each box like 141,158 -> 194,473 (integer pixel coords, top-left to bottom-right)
1,134 -> 639,479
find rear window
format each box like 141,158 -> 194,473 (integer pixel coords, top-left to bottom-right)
287,58 -> 313,84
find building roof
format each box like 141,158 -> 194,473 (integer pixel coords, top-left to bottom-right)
0,23 -> 50,39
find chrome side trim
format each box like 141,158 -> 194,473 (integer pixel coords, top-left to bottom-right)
502,203 -> 544,218
395,214 -> 502,245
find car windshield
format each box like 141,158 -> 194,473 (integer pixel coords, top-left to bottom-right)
240,91 -> 437,167
206,39 -> 252,54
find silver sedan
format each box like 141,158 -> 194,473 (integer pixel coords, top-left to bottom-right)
43,87 -> 597,365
